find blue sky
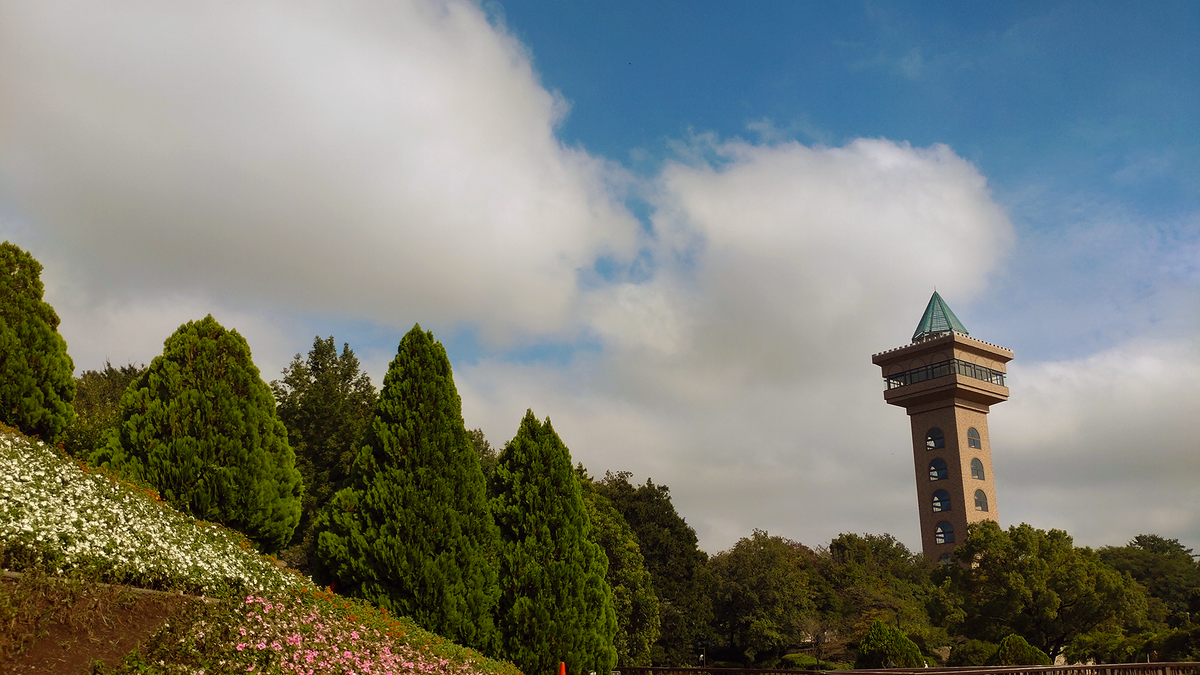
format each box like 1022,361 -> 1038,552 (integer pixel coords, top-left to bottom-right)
1,0 -> 1196,555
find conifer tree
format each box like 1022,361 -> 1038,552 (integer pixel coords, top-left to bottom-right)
313,325 -> 499,653
271,336 -> 377,565
92,315 -> 301,551
490,411 -> 617,675
0,242 -> 76,441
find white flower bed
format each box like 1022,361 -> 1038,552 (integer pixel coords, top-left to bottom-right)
0,429 -> 310,596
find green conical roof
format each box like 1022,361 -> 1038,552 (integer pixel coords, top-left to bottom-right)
912,291 -> 968,342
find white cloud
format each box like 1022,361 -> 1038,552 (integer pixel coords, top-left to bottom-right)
1000,338 -> 1200,548
0,0 -> 640,345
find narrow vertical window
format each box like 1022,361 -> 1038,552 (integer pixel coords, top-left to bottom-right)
926,428 -> 944,451
932,489 -> 951,512
929,458 -> 948,481
935,521 -> 955,544
975,490 -> 989,511
971,458 -> 985,480
968,427 -> 981,449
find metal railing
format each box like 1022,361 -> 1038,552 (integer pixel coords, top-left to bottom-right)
884,359 -> 1006,390
618,664 -> 1199,675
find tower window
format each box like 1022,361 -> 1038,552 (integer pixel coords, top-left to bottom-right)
929,458 -> 948,481
935,521 -> 955,544
968,427 -> 981,449
971,458 -> 985,480
975,489 -> 989,512
932,489 -> 951,512
926,428 -> 945,451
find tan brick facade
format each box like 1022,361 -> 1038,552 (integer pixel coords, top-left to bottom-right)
872,330 -> 1012,561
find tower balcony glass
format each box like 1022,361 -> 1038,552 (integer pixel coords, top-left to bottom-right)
884,359 -> 1006,390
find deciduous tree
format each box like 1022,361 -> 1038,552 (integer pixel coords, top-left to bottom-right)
594,471 -> 712,666
579,467 -> 661,666
60,361 -> 146,459
708,530 -> 817,665
941,521 -> 1147,660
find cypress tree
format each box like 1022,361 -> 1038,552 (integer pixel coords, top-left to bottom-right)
313,324 -> 499,653
0,242 -> 76,441
490,411 -> 617,675
91,315 -> 301,551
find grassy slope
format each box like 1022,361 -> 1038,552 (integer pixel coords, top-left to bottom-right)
0,426 -> 521,675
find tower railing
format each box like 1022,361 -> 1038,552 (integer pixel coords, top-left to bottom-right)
884,359 -> 1006,390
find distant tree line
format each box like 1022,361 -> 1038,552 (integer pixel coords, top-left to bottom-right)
6,239 -> 1200,670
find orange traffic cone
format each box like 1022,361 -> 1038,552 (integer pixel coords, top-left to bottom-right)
559,662 -> 566,675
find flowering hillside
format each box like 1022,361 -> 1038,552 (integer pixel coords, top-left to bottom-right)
0,426 -> 521,675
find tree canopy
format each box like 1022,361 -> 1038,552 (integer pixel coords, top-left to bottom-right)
60,361 -> 146,459
271,336 -> 377,564
313,324 -> 499,654
0,241 -> 75,441
940,521 -> 1148,660
708,530 -> 817,665
489,412 -> 617,675
578,468 -> 661,667
593,471 -> 712,666
91,315 -> 301,551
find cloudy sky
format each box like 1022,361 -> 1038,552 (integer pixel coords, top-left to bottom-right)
2,0 -> 1197,556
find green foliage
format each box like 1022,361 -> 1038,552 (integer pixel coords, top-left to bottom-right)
271,336 -> 377,566
578,468 -> 661,666
814,533 -> 941,664
991,634 -> 1051,665
779,652 -> 843,670
709,530 -> 817,665
593,471 -> 712,666
470,428 -> 498,482
90,315 -> 301,552
0,241 -> 75,441
946,639 -> 997,666
489,411 -> 617,675
60,361 -> 146,459
940,520 -> 1148,660
313,324 -> 499,654
855,619 -> 924,668
1099,534 -> 1200,627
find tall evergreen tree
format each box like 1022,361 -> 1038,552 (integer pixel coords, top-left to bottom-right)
91,315 -> 301,551
594,471 -> 713,666
313,324 -> 499,654
490,412 -> 618,675
0,241 -> 75,441
271,336 -> 377,564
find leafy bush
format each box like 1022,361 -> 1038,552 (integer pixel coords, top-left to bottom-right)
855,619 -> 925,668
991,633 -> 1052,665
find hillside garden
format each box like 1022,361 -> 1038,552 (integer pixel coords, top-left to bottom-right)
3,239 -> 1199,672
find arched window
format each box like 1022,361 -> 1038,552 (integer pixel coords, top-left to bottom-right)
926,428 -> 945,451
971,458 -> 985,480
932,489 -> 951,512
968,427 -> 981,449
935,521 -> 955,544
928,458 -> 948,481
975,490 -> 989,511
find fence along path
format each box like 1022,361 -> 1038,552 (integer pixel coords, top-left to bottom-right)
617,664 -> 1200,675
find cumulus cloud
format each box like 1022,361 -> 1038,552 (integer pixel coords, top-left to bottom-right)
0,0 -> 640,344
1001,338 -> 1200,547
461,134 -> 1019,552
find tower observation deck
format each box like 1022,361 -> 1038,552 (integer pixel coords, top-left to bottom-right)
871,292 -> 1013,561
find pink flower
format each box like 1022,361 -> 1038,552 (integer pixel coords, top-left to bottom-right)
236,644 -> 245,651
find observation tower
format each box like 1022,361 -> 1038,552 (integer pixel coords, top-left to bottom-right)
871,292 -> 1013,561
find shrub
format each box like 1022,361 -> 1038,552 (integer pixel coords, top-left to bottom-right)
855,619 -> 925,668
